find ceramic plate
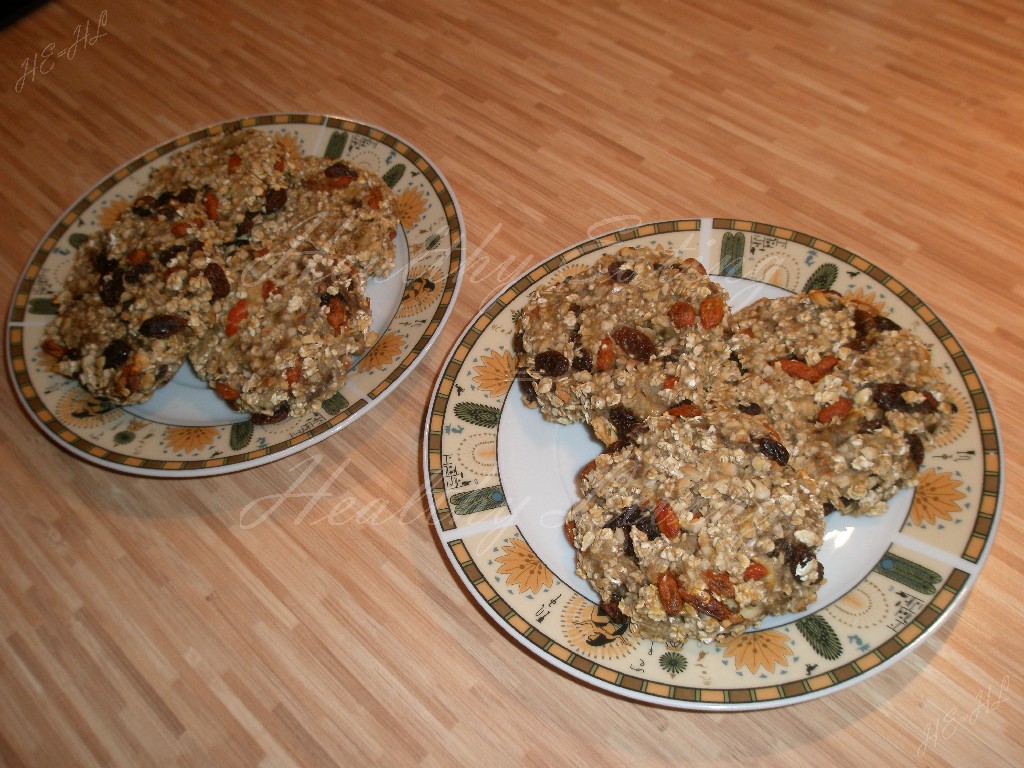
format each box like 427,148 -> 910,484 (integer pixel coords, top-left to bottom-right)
424,219 -> 1001,710
7,114 -> 464,476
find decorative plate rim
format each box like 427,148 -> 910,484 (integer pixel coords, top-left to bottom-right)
7,113 -> 465,477
422,217 -> 1003,711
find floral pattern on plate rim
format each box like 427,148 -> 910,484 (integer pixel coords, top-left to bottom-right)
423,218 -> 1001,710
6,114 -> 464,476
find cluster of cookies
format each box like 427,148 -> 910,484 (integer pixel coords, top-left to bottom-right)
43,129 -> 398,422
514,246 -> 952,642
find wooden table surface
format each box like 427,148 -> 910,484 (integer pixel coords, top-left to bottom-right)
1,1 -> 1021,765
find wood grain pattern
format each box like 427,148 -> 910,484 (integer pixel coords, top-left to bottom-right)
1,0 -> 1021,765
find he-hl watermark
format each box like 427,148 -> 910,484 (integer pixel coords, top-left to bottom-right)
917,674 -> 1010,758
16,10 -> 108,93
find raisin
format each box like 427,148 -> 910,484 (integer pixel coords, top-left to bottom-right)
611,326 -> 655,361
139,314 -> 188,338
325,296 -> 349,334
598,598 -> 628,626
657,572 -> 684,616
564,517 -> 576,544
324,161 -> 355,178
604,504 -> 659,557
264,187 -> 288,214
101,339 -> 132,369
512,329 -> 525,355
155,191 -> 175,206
534,350 -> 570,377
857,418 -> 886,433
41,340 -> 69,360
906,433 -> 925,468
571,349 -> 593,372
730,350 -> 747,375
236,210 -> 257,239
576,459 -> 597,486
251,401 -> 291,425
124,263 -> 153,284
158,245 -> 186,265
853,309 -> 876,346
823,501 -> 839,515
704,570 -> 735,599
215,382 -> 241,401
117,364 -> 143,394
854,308 -> 902,347
608,404 -> 643,441
131,195 -> 157,217
91,250 -> 116,276
99,268 -> 125,308
204,262 -> 231,300
754,436 -> 790,465
604,504 -> 648,530
874,316 -> 902,333
744,562 -> 768,581
873,382 -> 938,413
738,402 -> 762,416
125,249 -> 149,266
686,591 -> 733,621
176,187 -> 197,204
602,439 -> 632,455
653,499 -> 680,539
607,261 -> 636,283
516,370 -> 537,403
773,538 -> 822,583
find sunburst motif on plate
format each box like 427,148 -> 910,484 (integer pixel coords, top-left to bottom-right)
909,468 -> 967,527
494,534 -> 554,595
393,187 -> 428,229
471,348 -> 516,399
719,630 -> 794,675
357,330 -> 405,372
162,426 -> 219,454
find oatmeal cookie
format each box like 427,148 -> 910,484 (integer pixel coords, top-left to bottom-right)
43,199 -> 228,404
567,410 -> 825,643
188,216 -> 373,420
727,290 -> 952,515
515,247 -> 738,446
283,155 -> 399,278
141,127 -> 297,242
